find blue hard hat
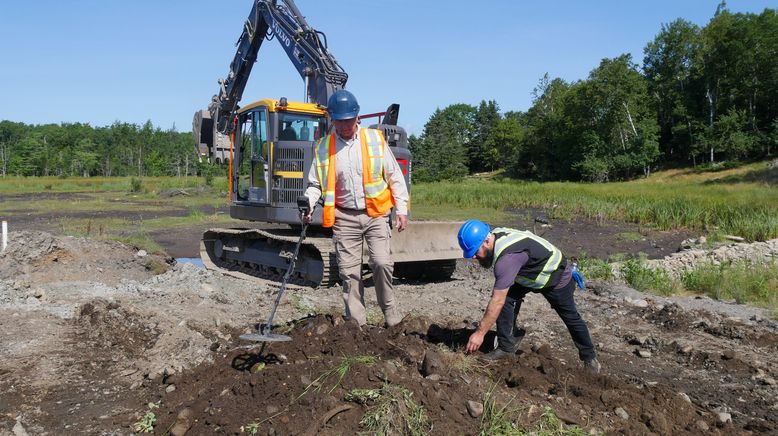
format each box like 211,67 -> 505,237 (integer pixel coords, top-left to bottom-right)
327,89 -> 360,120
457,220 -> 490,258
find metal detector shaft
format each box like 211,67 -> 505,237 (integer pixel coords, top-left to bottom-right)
260,222 -> 308,335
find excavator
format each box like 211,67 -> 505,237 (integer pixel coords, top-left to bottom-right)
193,0 -> 462,287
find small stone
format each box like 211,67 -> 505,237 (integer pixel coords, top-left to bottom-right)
421,350 -> 445,377
696,420 -> 709,431
466,400 -> 483,418
717,412 -> 732,423
266,405 -> 279,415
169,408 -> 193,436
425,374 -> 441,381
678,392 -> 691,403
760,377 -> 777,386
315,323 -> 330,335
614,407 -> 629,420
136,250 -> 148,257
165,384 -> 176,393
721,350 -> 736,360
636,349 -> 652,358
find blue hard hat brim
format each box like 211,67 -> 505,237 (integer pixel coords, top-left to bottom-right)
463,245 -> 479,259
329,110 -> 359,120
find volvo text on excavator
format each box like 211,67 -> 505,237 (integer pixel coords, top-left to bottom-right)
193,0 -> 462,287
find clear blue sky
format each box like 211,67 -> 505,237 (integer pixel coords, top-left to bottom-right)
0,1 -> 773,136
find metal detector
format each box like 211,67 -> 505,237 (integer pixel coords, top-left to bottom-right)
240,195 -> 311,343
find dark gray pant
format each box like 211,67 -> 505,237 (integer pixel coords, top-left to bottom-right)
496,279 -> 596,361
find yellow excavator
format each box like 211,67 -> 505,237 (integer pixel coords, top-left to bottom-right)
193,0 -> 462,287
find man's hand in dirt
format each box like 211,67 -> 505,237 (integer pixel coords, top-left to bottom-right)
396,214 -> 408,232
466,330 -> 485,353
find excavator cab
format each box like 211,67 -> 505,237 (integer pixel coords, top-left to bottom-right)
232,98 -> 328,225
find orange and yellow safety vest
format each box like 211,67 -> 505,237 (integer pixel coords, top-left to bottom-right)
314,128 -> 395,227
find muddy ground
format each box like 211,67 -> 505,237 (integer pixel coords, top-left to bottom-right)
1,205 -> 777,435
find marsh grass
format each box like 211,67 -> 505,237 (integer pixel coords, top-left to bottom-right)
412,162 -> 778,240
577,255 -> 614,281
621,257 -> 679,296
0,175 -> 228,194
620,257 -> 778,314
681,260 -> 778,308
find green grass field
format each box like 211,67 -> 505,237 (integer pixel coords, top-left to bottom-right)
1,161 -> 775,313
412,161 -> 778,242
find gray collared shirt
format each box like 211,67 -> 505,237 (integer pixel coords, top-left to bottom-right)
305,126 -> 409,215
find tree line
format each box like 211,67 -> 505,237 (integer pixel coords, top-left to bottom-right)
1,4 -> 775,183
411,4 -> 778,182
0,120 -> 204,178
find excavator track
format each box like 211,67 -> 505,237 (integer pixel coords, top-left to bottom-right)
200,227 -> 338,288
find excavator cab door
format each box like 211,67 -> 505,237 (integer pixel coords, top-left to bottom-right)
241,108 -> 270,204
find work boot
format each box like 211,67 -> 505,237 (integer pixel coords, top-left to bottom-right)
479,348 -> 514,361
583,357 -> 601,374
509,327 -> 526,353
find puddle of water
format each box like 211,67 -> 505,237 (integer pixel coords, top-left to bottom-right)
176,257 -> 204,268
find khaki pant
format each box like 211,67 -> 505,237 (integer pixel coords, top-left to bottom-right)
332,207 -> 402,326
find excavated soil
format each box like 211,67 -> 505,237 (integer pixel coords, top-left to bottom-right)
1,226 -> 777,435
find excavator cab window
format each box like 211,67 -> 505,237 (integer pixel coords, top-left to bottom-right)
279,122 -> 298,141
278,113 -> 324,142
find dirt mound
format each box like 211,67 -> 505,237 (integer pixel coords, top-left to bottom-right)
149,314 -> 771,435
0,230 -> 171,285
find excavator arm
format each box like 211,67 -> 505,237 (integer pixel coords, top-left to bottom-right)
209,0 -> 348,134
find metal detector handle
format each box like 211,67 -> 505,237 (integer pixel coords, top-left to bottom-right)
297,195 -> 310,216
262,210 -> 309,335
297,195 -> 311,224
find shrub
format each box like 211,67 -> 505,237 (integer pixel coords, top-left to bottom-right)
129,177 -> 143,193
622,257 -> 677,295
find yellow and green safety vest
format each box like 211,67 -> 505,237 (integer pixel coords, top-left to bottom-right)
492,227 -> 564,289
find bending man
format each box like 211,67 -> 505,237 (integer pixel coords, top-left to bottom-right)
458,220 -> 600,373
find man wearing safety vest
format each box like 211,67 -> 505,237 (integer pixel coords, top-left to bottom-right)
457,220 -> 601,373
304,90 -> 409,328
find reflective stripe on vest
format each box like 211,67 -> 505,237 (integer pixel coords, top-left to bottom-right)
314,132 -> 338,227
491,227 -> 563,289
313,128 -> 394,228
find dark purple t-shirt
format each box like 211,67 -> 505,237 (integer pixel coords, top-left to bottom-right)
493,251 -> 571,291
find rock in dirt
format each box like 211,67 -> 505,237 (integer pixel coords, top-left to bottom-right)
169,408 -> 193,436
466,400 -> 483,418
421,349 -> 445,377
614,407 -> 629,420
